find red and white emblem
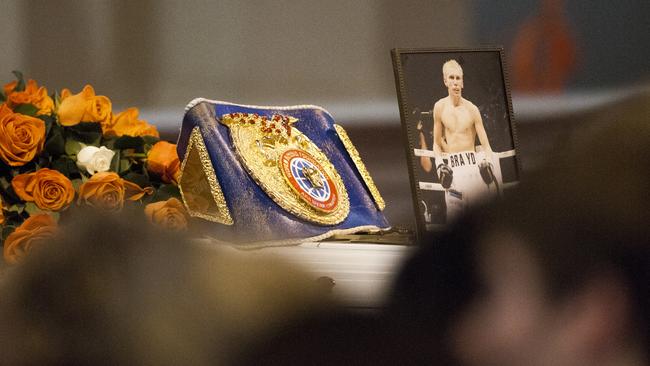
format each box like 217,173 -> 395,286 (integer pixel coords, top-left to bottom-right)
280,149 -> 339,213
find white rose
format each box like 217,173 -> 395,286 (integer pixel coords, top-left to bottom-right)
76,146 -> 116,175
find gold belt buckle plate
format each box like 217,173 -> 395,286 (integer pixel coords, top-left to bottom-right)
220,113 -> 350,225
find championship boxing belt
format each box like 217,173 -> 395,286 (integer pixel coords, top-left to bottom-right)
176,99 -> 389,246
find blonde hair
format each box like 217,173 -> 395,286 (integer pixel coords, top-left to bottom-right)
442,59 -> 463,79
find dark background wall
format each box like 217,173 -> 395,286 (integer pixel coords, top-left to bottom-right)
474,0 -> 650,90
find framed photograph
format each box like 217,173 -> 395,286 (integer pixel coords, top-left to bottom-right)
391,47 -> 521,241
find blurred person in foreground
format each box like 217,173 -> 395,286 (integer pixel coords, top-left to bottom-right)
0,208 -> 328,366
239,94 -> 649,365
452,108 -> 650,364
391,91 -> 650,366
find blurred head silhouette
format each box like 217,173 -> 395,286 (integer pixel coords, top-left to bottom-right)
450,94 -> 650,366
0,207 -> 325,366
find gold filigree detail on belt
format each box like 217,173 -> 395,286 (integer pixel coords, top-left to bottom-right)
334,124 -> 385,211
220,112 -> 349,225
178,127 -> 234,225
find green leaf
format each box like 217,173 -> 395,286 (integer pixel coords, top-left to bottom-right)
36,156 -> 50,168
2,225 -> 17,242
49,212 -> 60,222
65,122 -> 103,145
122,172 -> 150,188
25,202 -> 43,216
7,203 -> 25,214
153,184 -> 181,201
140,193 -> 155,205
41,114 -> 56,136
119,159 -> 132,173
51,156 -> 79,177
1,182 -> 22,204
47,120 -> 63,138
13,103 -> 39,116
12,70 -> 25,91
102,137 -> 116,150
71,179 -> 83,191
142,135 -> 160,146
142,136 -> 162,155
44,126 -> 66,156
110,149 -> 121,172
0,176 -> 10,190
114,135 -> 145,150
65,139 -> 85,156
3,210 -> 25,225
53,91 -> 61,110
0,91 -> 5,103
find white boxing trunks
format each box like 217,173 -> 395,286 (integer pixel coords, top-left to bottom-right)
440,150 -> 497,221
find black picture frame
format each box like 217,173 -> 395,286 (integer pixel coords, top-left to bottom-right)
391,47 -> 521,243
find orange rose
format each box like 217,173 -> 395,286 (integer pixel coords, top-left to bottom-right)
147,141 -> 181,184
3,214 -> 58,265
3,79 -> 55,115
0,103 -> 46,166
144,198 -> 189,231
12,168 -> 75,211
57,85 -> 112,127
77,171 -> 153,211
104,107 -> 159,138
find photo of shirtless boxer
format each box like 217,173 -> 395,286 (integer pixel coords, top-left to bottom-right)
419,60 -> 492,164
417,60 -> 499,221
392,47 -> 520,236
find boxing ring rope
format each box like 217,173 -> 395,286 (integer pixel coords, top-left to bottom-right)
414,148 -> 518,192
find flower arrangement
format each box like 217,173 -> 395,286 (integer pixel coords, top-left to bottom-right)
0,72 -> 189,265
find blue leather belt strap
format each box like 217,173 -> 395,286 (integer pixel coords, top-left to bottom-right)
176,99 -> 390,246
